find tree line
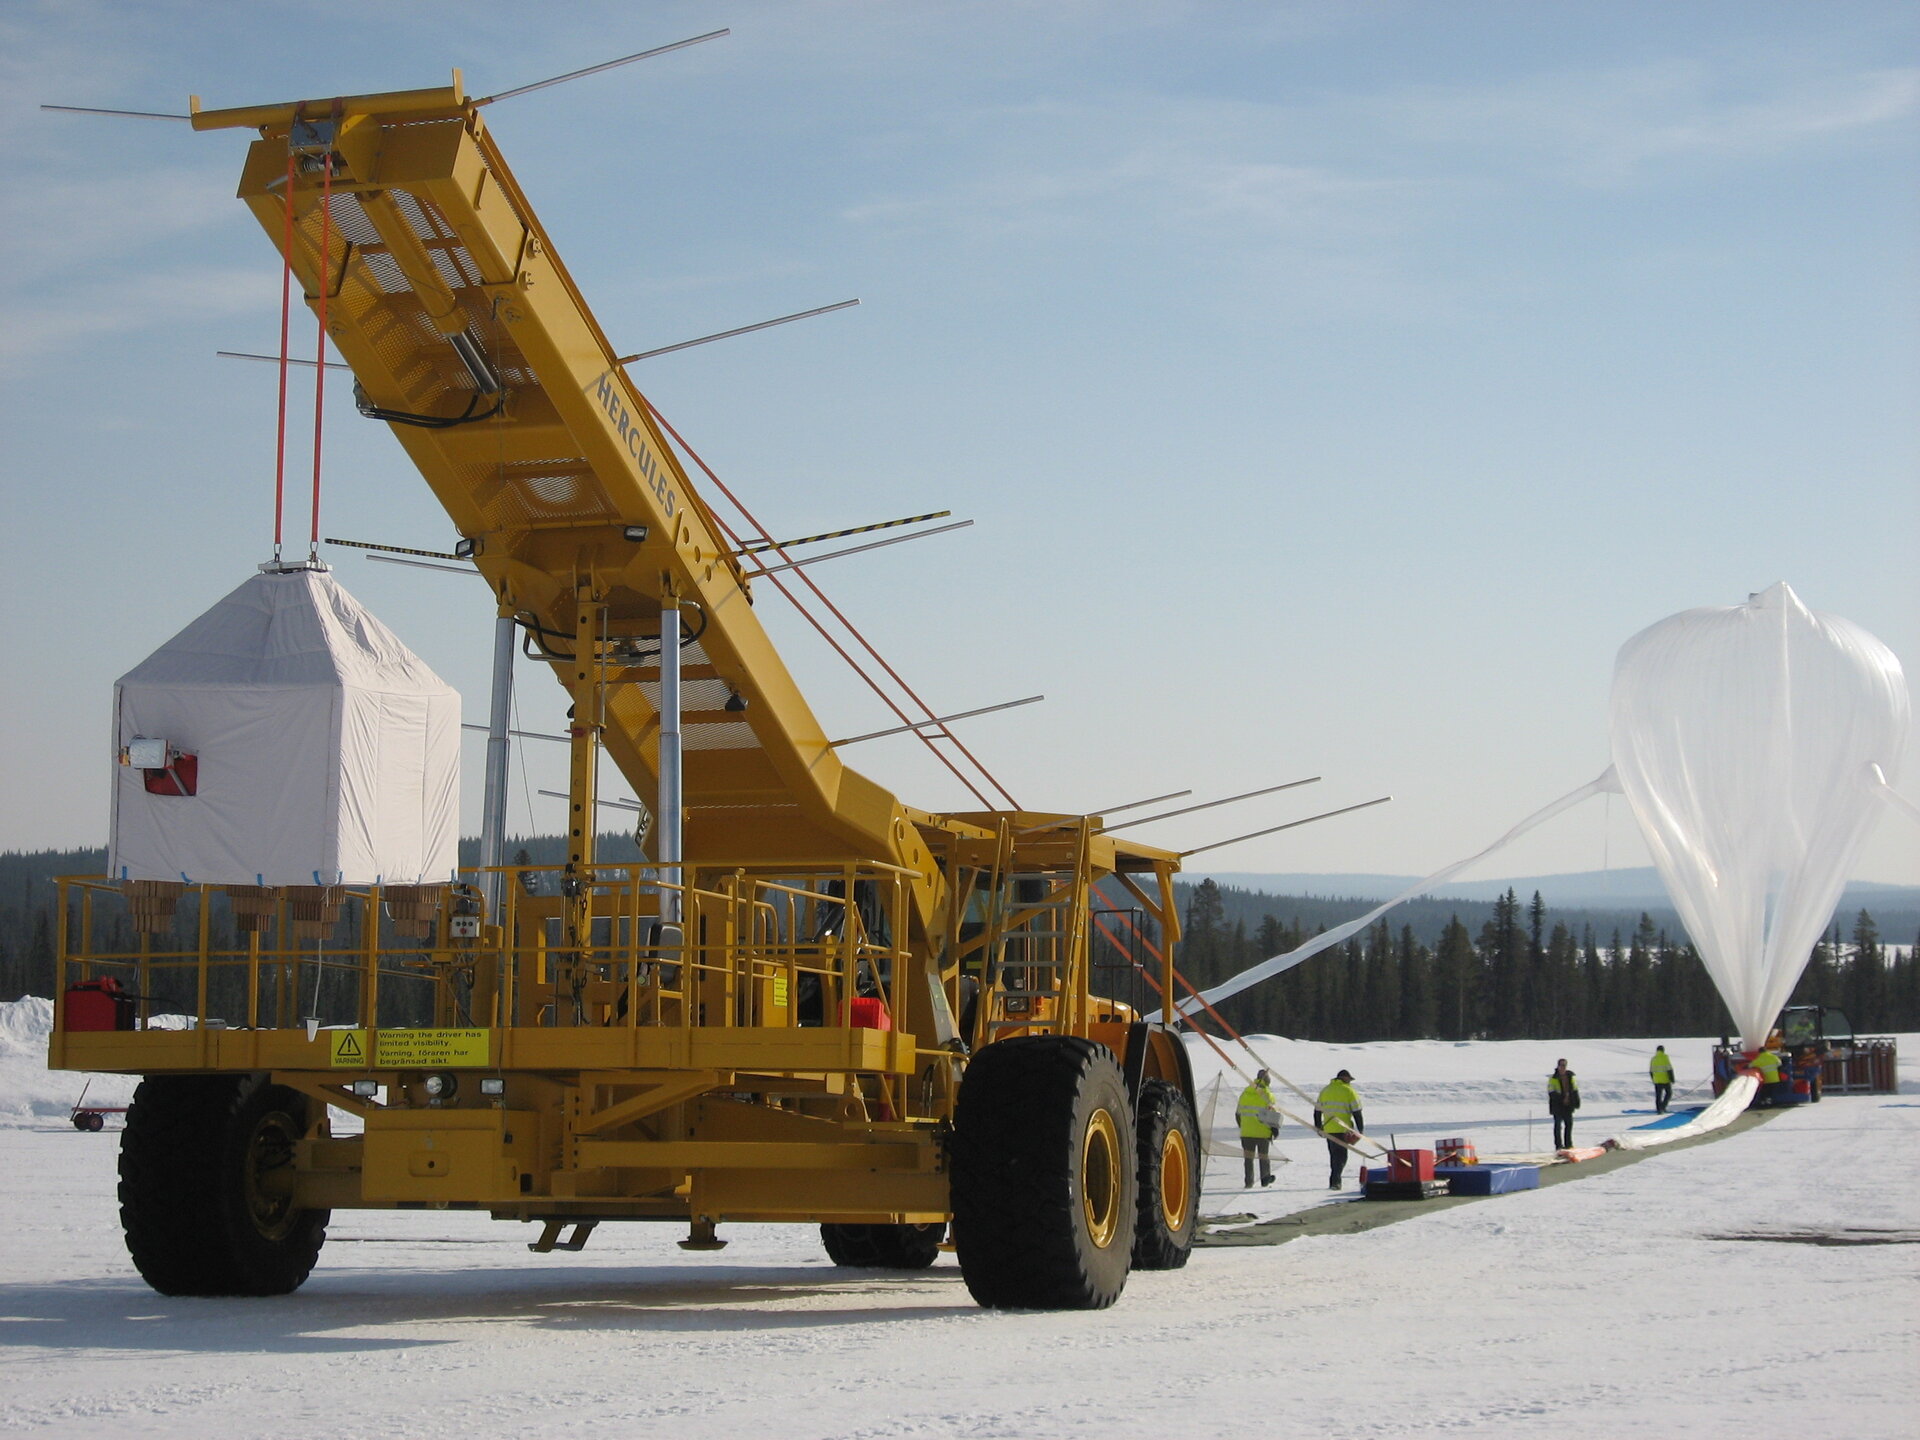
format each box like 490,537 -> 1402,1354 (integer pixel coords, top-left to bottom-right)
1101,878 -> 1920,1042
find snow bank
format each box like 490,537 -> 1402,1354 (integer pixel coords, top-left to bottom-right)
0,999 -> 211,1125
0,997 -> 141,1123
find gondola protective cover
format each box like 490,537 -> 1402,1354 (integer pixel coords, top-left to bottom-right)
108,568 -> 460,886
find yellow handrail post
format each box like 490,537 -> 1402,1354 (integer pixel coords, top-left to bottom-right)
138,929 -> 152,1029
362,888 -> 380,1031
247,928 -> 261,1030
195,885 -> 211,1028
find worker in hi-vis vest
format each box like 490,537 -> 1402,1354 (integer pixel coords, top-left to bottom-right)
1547,1059 -> 1580,1149
1313,1069 -> 1364,1190
1751,1044 -> 1784,1106
1237,1069 -> 1280,1188
1649,1044 -> 1675,1114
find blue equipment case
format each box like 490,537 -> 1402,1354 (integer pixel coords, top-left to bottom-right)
1434,1163 -> 1540,1196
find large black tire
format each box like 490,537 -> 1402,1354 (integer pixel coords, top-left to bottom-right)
1131,1079 -> 1199,1270
119,1074 -> 329,1297
819,1222 -> 944,1269
950,1035 -> 1136,1310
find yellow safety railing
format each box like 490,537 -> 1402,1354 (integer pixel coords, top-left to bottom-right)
54,863 -> 913,1044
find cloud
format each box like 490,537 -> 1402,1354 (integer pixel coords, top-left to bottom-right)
0,167 -> 239,286
0,265 -> 276,373
841,48 -> 1920,252
1366,62 -> 1920,185
828,47 -> 1918,331
1634,66 -> 1920,154
842,107 -> 1420,249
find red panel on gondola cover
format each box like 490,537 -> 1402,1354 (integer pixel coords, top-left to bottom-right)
141,753 -> 198,796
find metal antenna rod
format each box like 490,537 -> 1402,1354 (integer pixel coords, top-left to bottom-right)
746,521 -> 971,577
47,30 -> 730,126
615,299 -> 859,364
832,695 -> 1044,748
1096,777 -> 1322,833
464,725 -> 569,744
1179,796 -> 1393,858
738,509 -> 951,555
221,298 -> 857,376
1091,789 -> 1195,818
41,104 -> 190,121
367,554 -> 481,576
220,350 -> 350,372
474,29 -> 732,106
540,789 -> 645,812
1017,790 -> 1193,836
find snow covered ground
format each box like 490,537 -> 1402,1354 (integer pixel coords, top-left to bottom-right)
2,1001 -> 1914,1439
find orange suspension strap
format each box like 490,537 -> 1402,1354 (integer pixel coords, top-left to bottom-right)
271,128 -> 298,561
306,120 -> 337,560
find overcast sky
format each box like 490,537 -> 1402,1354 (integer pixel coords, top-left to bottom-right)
2,1 -> 1915,886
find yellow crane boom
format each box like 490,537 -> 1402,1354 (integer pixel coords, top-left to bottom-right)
49,74 -> 1198,1313
194,77 -> 916,884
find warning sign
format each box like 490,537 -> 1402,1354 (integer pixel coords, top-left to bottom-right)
330,1028 -> 489,1068
373,1028 -> 491,1068
330,1030 -> 367,1067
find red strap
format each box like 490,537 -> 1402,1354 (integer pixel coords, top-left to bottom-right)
308,144 -> 335,553
272,142 -> 297,556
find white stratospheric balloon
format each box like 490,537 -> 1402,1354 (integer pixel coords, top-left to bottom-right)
1609,583 -> 1909,1050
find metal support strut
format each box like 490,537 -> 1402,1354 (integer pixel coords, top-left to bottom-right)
659,595 -> 683,924
527,1220 -> 597,1253
478,610 -> 516,921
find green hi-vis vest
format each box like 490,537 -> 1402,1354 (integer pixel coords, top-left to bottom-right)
1650,1051 -> 1674,1083
1236,1083 -> 1277,1140
1316,1079 -> 1360,1134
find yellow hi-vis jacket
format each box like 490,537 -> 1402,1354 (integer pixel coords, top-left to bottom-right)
1237,1082 -> 1278,1140
1315,1079 -> 1361,1135
1753,1049 -> 1783,1083
1650,1050 -> 1674,1083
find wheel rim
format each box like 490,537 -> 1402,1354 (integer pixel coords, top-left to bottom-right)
1159,1124 -> 1192,1234
1081,1106 -> 1122,1250
242,1111 -> 301,1240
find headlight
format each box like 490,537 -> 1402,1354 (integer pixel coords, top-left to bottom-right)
422,1073 -> 457,1100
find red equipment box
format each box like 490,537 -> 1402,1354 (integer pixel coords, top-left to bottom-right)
64,978 -> 136,1032
1387,1148 -> 1436,1182
845,997 -> 892,1030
